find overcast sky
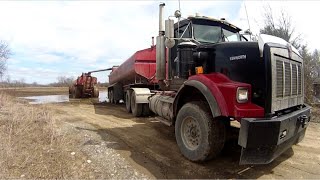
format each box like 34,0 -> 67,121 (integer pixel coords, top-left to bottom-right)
0,0 -> 319,84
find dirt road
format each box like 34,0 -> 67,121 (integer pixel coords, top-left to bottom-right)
49,99 -> 320,179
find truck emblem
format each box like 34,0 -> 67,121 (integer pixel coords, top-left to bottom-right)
230,55 -> 246,61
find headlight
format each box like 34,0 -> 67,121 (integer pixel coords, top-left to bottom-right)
237,87 -> 248,103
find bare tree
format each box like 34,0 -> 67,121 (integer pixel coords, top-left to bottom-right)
52,76 -> 74,87
260,6 -> 319,104
300,46 -> 315,103
260,6 -> 301,49
0,40 -> 11,78
313,50 -> 320,78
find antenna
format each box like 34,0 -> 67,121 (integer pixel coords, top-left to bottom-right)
244,1 -> 252,40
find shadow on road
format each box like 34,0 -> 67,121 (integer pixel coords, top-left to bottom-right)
92,101 -> 134,119
71,102 -> 295,179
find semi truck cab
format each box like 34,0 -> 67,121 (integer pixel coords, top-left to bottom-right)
149,3 -> 311,164
109,3 -> 311,165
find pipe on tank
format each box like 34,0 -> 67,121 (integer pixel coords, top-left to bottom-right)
156,3 -> 167,88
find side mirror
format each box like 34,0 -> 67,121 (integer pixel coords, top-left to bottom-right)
165,19 -> 175,48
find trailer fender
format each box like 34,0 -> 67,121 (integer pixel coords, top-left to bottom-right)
173,80 -> 223,119
131,88 -> 153,103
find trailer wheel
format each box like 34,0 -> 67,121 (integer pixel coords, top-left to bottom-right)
130,91 -> 143,117
93,85 -> 99,98
175,101 -> 225,162
125,90 -> 132,113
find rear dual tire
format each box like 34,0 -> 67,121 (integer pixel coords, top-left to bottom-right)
131,91 -> 143,117
128,90 -> 150,117
125,90 -> 132,113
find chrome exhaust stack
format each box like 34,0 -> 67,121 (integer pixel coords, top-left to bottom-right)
156,3 -> 166,82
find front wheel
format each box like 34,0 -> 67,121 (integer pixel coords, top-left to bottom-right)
175,101 -> 226,162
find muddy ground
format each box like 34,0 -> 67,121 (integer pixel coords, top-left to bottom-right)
5,87 -> 320,179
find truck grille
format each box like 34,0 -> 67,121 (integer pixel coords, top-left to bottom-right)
269,46 -> 304,113
276,59 -> 302,97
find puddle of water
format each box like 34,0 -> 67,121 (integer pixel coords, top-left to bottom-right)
20,91 -> 109,104
22,95 -> 69,105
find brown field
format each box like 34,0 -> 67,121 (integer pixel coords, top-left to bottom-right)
0,87 -> 320,179
0,87 -> 68,96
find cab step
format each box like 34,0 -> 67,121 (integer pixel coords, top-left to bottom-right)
155,116 -> 172,126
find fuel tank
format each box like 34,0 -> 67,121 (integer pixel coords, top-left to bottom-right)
109,47 -> 157,85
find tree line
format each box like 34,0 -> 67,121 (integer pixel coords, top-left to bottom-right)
0,75 -> 75,88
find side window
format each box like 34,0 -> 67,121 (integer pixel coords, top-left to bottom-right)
175,24 -> 191,38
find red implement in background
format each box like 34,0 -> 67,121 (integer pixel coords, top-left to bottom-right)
69,72 -> 100,98
69,68 -> 113,98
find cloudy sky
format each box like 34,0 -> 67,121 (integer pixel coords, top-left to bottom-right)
0,0 -> 319,84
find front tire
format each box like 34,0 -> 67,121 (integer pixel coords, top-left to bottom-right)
175,101 -> 226,162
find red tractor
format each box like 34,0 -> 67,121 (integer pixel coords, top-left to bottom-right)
69,68 -> 112,98
69,72 -> 99,98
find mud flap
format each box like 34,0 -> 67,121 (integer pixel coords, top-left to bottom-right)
131,88 -> 153,103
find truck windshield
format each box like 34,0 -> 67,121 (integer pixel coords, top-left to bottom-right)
193,24 -> 240,43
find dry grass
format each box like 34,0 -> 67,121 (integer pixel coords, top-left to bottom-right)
0,92 -> 92,178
